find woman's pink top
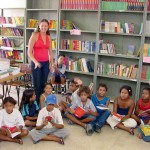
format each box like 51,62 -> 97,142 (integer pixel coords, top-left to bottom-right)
138,98 -> 150,111
33,33 -> 50,62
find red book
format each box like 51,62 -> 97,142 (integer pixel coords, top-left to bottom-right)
112,112 -> 123,122
45,116 -> 52,122
74,106 -> 86,118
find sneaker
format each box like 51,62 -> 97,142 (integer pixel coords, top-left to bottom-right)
85,124 -> 94,136
94,124 -> 101,133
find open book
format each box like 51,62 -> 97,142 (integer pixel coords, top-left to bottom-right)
112,112 -> 123,122
96,104 -> 109,110
74,106 -> 86,118
1,126 -> 21,138
138,109 -> 150,116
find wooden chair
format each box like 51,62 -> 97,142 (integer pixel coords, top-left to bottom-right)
7,64 -> 32,105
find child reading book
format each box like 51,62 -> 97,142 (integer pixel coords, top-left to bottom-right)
65,86 -> 98,135
131,87 -> 150,125
59,78 -> 81,113
138,120 -> 150,142
50,54 -> 66,94
40,82 -> 53,109
19,89 -> 39,128
107,85 -> 137,135
86,83 -> 111,135
30,94 -> 69,144
0,97 -> 28,144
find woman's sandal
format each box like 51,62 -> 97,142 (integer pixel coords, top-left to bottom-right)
59,137 -> 65,145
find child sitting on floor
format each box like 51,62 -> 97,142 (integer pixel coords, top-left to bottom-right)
107,85 -> 137,135
59,78 -> 82,113
86,83 -> 111,135
40,82 -> 53,109
0,97 -> 28,144
19,89 -> 39,128
50,54 -> 66,94
131,87 -> 150,125
65,86 -> 98,135
30,94 -> 69,144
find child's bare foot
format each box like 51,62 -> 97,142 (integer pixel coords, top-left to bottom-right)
14,138 -> 23,145
138,133 -> 142,139
58,137 -> 64,145
128,128 -> 134,135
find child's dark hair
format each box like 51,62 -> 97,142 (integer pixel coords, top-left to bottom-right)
3,97 -> 16,105
35,19 -> 50,35
78,86 -> 91,97
142,87 -> 150,93
19,88 -> 35,111
58,54 -> 65,58
120,85 -> 132,96
97,83 -> 108,91
43,82 -> 53,89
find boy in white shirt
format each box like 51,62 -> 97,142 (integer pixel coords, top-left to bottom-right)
30,94 -> 69,144
0,97 -> 28,144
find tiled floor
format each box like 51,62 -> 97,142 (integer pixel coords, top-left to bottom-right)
0,85 -> 149,150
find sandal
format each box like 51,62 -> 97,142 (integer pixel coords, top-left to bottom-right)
59,137 -> 65,145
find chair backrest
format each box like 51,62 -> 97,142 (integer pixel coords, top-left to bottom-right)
20,64 -> 31,74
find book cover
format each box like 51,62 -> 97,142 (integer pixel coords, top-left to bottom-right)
74,106 -> 86,118
112,112 -> 122,122
1,126 -> 21,138
96,104 -> 109,110
127,45 -> 135,56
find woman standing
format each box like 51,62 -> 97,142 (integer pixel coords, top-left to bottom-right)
28,19 -> 54,106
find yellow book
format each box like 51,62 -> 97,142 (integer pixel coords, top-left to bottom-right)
141,125 -> 150,136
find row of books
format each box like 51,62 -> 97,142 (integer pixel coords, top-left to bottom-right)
28,19 -> 57,29
101,21 -> 135,34
97,62 -> 138,79
1,28 -> 23,36
143,43 -> 150,57
101,1 -> 144,11
52,39 -> 56,50
99,40 -> 115,54
61,19 -> 79,30
0,50 -> 23,61
0,17 -> 24,26
61,0 -> 99,10
141,66 -> 150,80
64,56 -> 94,73
61,39 -> 96,52
0,37 -> 16,47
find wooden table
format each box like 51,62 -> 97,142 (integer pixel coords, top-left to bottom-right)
0,72 -> 24,105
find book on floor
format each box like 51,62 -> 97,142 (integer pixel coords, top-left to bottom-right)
74,106 -> 86,118
1,126 -> 21,138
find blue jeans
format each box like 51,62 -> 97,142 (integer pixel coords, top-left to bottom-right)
31,61 -> 49,105
138,126 -> 150,142
91,110 -> 111,129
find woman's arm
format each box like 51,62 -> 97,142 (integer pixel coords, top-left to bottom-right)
28,32 -> 41,69
48,36 -> 54,66
25,116 -> 37,121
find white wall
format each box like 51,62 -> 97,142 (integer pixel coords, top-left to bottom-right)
0,0 -> 26,8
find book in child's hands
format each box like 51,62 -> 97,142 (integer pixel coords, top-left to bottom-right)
74,106 -> 86,118
112,112 -> 123,122
45,116 -> 52,122
96,104 -> 109,110
1,126 -> 21,138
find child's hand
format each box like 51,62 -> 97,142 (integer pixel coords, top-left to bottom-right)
87,109 -> 93,115
43,120 -> 48,126
67,108 -> 74,114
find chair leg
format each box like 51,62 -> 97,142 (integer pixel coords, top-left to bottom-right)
16,86 -> 20,106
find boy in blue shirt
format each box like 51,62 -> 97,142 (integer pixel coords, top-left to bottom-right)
87,83 -> 111,135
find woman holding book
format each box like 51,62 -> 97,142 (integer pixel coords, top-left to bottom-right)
28,19 -> 54,106
107,85 -> 137,135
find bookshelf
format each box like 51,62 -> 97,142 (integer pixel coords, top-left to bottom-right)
58,0 -> 99,86
0,8 -> 25,63
25,0 -> 59,63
